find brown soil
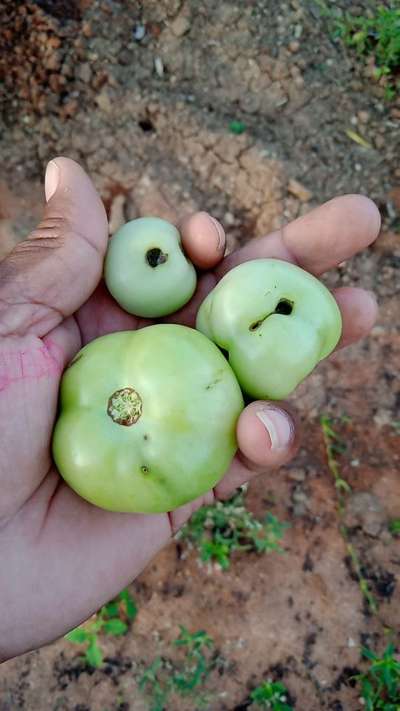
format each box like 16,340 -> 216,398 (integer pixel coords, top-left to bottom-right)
0,1 -> 399,710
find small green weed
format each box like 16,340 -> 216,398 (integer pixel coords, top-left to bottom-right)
229,120 -> 246,134
65,588 -> 137,668
321,415 -> 378,614
177,489 -> 289,569
388,518 -> 400,536
139,627 -> 223,711
250,679 -> 294,710
321,415 -> 351,507
355,643 -> 400,710
334,4 -> 400,98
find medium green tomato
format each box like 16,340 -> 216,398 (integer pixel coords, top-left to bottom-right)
196,259 -> 342,400
52,325 -> 244,513
104,217 -> 197,318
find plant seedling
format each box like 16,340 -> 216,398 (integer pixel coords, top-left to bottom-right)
178,488 -> 288,570
354,643 -> 400,710
140,627 -> 223,710
65,588 -> 137,668
250,678 -> 294,710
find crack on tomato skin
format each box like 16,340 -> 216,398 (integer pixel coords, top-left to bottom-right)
205,376 -> 223,390
249,298 -> 294,331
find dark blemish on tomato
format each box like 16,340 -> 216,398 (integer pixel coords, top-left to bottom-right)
206,374 -> 223,390
275,298 -> 294,316
249,298 -> 294,331
141,465 -> 150,474
146,248 -> 168,268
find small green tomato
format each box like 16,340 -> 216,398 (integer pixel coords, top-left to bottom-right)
196,259 -> 342,400
52,324 -> 244,513
104,217 -> 197,317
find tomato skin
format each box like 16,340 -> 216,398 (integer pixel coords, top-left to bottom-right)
104,217 -> 197,318
52,325 -> 244,513
196,259 -> 342,400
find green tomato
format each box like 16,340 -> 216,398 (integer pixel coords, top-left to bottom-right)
196,259 -> 342,400
104,217 -> 197,318
52,325 -> 244,513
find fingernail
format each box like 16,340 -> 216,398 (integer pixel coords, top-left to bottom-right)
45,160 -> 60,202
208,215 -> 225,252
256,407 -> 294,450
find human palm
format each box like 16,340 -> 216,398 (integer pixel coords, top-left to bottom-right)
0,158 -> 380,662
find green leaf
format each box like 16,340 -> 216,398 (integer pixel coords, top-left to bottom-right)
352,30 -> 367,45
389,518 -> 400,536
86,638 -> 103,668
65,627 -> 90,644
103,618 -> 128,636
229,120 -> 246,135
139,657 -> 164,689
88,616 -> 105,634
103,601 -> 119,618
119,589 -> 138,620
179,489 -> 288,570
250,679 -> 294,709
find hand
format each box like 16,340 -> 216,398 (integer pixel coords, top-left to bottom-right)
0,158 -> 380,662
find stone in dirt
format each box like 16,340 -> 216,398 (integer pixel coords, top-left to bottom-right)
344,492 -> 387,538
170,15 -> 191,37
287,178 -> 313,202
108,193 -> 126,235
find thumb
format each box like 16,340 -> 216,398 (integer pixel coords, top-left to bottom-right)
0,157 -> 108,338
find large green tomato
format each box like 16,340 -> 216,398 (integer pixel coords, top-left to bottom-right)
104,217 -> 197,318
196,259 -> 342,400
52,325 -> 244,513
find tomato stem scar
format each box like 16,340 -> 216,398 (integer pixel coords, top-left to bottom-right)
107,387 -> 142,426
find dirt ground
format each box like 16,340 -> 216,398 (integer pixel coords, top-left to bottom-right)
0,1 -> 399,709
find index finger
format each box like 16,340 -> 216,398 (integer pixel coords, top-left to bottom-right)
217,194 -> 381,278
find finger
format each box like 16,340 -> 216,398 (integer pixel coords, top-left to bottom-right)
179,211 -> 226,269
214,402 -> 299,499
168,490 -> 216,533
218,194 -> 381,278
163,272 -> 217,327
333,287 -> 378,349
0,157 -> 108,338
75,282 -> 141,345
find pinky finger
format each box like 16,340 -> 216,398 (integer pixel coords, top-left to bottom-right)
179,212 -> 226,270
333,287 -> 378,350
214,402 -> 299,499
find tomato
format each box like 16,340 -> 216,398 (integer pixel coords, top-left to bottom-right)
52,325 -> 244,513
196,259 -> 342,400
104,217 -> 196,318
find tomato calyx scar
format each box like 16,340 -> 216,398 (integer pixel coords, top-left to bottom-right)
107,387 -> 142,426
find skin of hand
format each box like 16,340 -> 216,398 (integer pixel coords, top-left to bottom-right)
0,158 -> 380,663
